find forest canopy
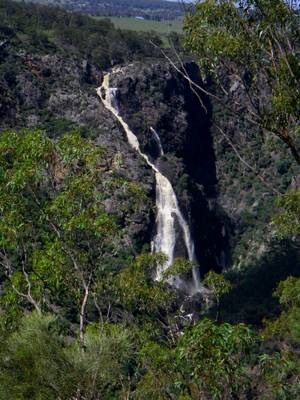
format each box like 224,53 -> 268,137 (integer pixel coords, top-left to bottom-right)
0,0 -> 299,399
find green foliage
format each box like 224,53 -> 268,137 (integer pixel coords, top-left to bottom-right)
135,318 -> 256,400
263,276 -> 300,343
176,318 -> 255,399
135,340 -> 178,400
259,276 -> 300,398
115,253 -> 175,315
203,271 -> 232,320
0,312 -> 135,400
273,190 -> 300,238
184,0 -> 300,166
275,276 -> 300,308
2,308 -> 300,399
40,116 -> 92,139
0,0 -> 299,389
203,271 -> 232,299
0,129 -> 135,340
0,0 -> 162,65
0,312 -> 68,400
163,257 -> 195,279
66,324 -> 134,399
258,351 -> 300,399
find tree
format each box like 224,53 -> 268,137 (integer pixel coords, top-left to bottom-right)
184,0 -> 300,165
115,253 -> 175,317
0,129 -> 136,348
134,317 -> 256,400
272,189 -> 300,237
162,257 -> 195,281
0,312 -> 68,400
135,340 -> 179,400
259,277 -> 300,398
0,312 -> 136,400
257,351 -> 300,399
176,318 -> 255,399
66,324 -> 134,399
203,270 -> 232,321
263,276 -> 300,342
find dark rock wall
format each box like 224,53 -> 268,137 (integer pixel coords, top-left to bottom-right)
5,48 -> 281,276
111,62 -> 230,275
0,50 -> 155,258
112,61 -> 298,274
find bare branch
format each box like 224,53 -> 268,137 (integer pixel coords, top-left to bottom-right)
215,125 -> 281,196
149,41 -> 300,166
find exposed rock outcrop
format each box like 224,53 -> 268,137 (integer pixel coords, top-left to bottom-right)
2,44 -> 296,276
109,62 -> 230,275
0,50 -> 155,256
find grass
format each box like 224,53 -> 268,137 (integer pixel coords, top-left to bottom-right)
93,16 -> 183,34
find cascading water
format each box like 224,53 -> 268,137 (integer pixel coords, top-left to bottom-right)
97,71 -> 200,293
150,127 -> 164,156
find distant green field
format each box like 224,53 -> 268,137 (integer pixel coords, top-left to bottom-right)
93,16 -> 183,34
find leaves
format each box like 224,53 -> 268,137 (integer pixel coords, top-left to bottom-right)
115,253 -> 174,314
162,257 -> 195,280
176,318 -> 255,399
203,270 -> 232,299
273,190 -> 300,238
0,129 -> 124,317
184,0 -> 300,165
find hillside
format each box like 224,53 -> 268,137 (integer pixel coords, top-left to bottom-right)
22,0 -> 185,20
0,0 -> 300,398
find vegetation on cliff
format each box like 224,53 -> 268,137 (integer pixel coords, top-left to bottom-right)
24,0 -> 184,21
185,0 -> 300,163
0,0 -> 162,68
184,0 -> 300,266
0,0 -> 299,399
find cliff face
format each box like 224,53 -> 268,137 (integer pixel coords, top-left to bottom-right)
109,62 -> 230,274
2,43 -> 296,277
108,61 -> 298,274
1,44 -> 230,275
0,48 -> 155,257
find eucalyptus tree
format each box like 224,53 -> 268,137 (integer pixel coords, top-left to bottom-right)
0,129 -> 138,347
0,312 -> 136,400
203,271 -> 232,321
184,0 -> 300,165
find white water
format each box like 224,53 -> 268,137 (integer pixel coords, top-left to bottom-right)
97,72 -> 200,293
150,126 -> 164,156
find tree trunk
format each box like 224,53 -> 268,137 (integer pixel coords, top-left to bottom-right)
79,283 -> 89,351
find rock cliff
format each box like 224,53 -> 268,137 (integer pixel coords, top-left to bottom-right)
0,49 -> 155,257
1,43 -> 297,277
109,62 -> 230,275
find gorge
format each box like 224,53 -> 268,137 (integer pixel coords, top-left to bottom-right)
97,70 -> 201,293
1,1 -> 300,397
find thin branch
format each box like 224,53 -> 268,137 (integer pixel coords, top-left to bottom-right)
93,292 -> 104,326
21,264 -> 41,313
150,41 -> 265,128
150,41 -> 300,166
215,125 -> 281,195
172,45 -> 208,113
0,248 -> 41,312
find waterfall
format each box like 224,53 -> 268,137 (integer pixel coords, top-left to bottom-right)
97,72 -> 200,293
150,126 -> 164,156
